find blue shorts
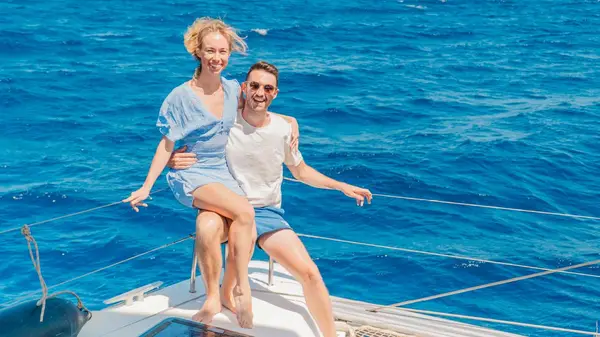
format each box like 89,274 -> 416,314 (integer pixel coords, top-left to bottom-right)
255,206 -> 292,248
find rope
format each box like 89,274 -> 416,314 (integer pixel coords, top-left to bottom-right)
297,233 -> 600,279
0,188 -> 168,236
44,290 -> 92,320
372,193 -> 600,221
369,257 -> 600,312
391,307 -> 600,337
283,177 -> 600,221
21,225 -> 92,322
21,225 -> 49,322
3,233 -> 195,309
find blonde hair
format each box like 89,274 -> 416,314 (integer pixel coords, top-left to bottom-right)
184,17 -> 247,61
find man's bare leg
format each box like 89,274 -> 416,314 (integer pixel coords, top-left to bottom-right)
191,211 -> 228,323
260,230 -> 337,337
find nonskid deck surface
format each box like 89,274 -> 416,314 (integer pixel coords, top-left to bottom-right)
78,260 -> 523,337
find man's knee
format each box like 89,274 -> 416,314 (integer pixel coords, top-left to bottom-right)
298,262 -> 323,285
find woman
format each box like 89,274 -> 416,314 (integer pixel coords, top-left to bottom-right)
124,18 -> 267,328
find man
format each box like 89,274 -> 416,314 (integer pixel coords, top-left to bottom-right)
168,61 -> 372,337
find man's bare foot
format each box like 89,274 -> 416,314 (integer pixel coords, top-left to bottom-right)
233,285 -> 253,328
220,287 -> 236,313
192,296 -> 221,324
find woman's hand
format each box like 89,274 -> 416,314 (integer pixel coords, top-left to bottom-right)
123,187 -> 151,212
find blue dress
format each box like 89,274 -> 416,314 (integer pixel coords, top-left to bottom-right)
156,77 -> 245,208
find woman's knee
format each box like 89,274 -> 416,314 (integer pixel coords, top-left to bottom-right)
196,212 -> 225,242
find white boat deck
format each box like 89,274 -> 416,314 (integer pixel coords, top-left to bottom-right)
78,260 -> 523,337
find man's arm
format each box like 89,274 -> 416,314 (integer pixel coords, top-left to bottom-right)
273,112 -> 295,124
287,161 -> 373,206
166,145 -> 197,170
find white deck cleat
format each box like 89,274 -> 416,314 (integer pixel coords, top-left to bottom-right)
103,281 -> 163,306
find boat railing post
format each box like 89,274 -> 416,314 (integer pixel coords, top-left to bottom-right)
189,237 -> 198,293
268,256 -> 274,286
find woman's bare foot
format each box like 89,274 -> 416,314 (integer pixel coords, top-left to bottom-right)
233,284 -> 253,328
220,287 -> 237,313
192,296 -> 222,324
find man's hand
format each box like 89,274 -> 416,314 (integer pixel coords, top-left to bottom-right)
167,145 -> 197,170
339,183 -> 373,207
289,118 -> 299,153
238,89 -> 245,110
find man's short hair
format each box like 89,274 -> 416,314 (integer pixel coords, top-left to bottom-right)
246,61 -> 279,86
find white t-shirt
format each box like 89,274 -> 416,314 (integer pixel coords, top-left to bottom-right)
226,111 -> 303,208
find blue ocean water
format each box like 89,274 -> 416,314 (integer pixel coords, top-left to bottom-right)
1,0 -> 599,336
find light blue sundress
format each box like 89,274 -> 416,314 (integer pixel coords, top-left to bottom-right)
156,77 -> 245,208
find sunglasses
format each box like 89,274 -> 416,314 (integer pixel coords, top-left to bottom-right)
247,81 -> 276,94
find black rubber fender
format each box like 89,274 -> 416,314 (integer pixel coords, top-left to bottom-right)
0,297 -> 91,337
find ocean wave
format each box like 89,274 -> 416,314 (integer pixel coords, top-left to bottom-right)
250,28 -> 268,36
404,4 -> 427,10
83,32 -> 134,38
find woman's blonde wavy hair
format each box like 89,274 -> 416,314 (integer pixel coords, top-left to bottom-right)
184,17 -> 247,62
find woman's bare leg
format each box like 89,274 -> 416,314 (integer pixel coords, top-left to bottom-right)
192,211 -> 228,324
192,183 -> 256,329
220,221 -> 257,313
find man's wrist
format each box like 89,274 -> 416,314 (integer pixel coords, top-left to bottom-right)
332,181 -> 346,191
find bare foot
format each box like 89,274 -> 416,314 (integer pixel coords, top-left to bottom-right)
192,296 -> 221,324
220,287 -> 236,314
233,285 -> 253,328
